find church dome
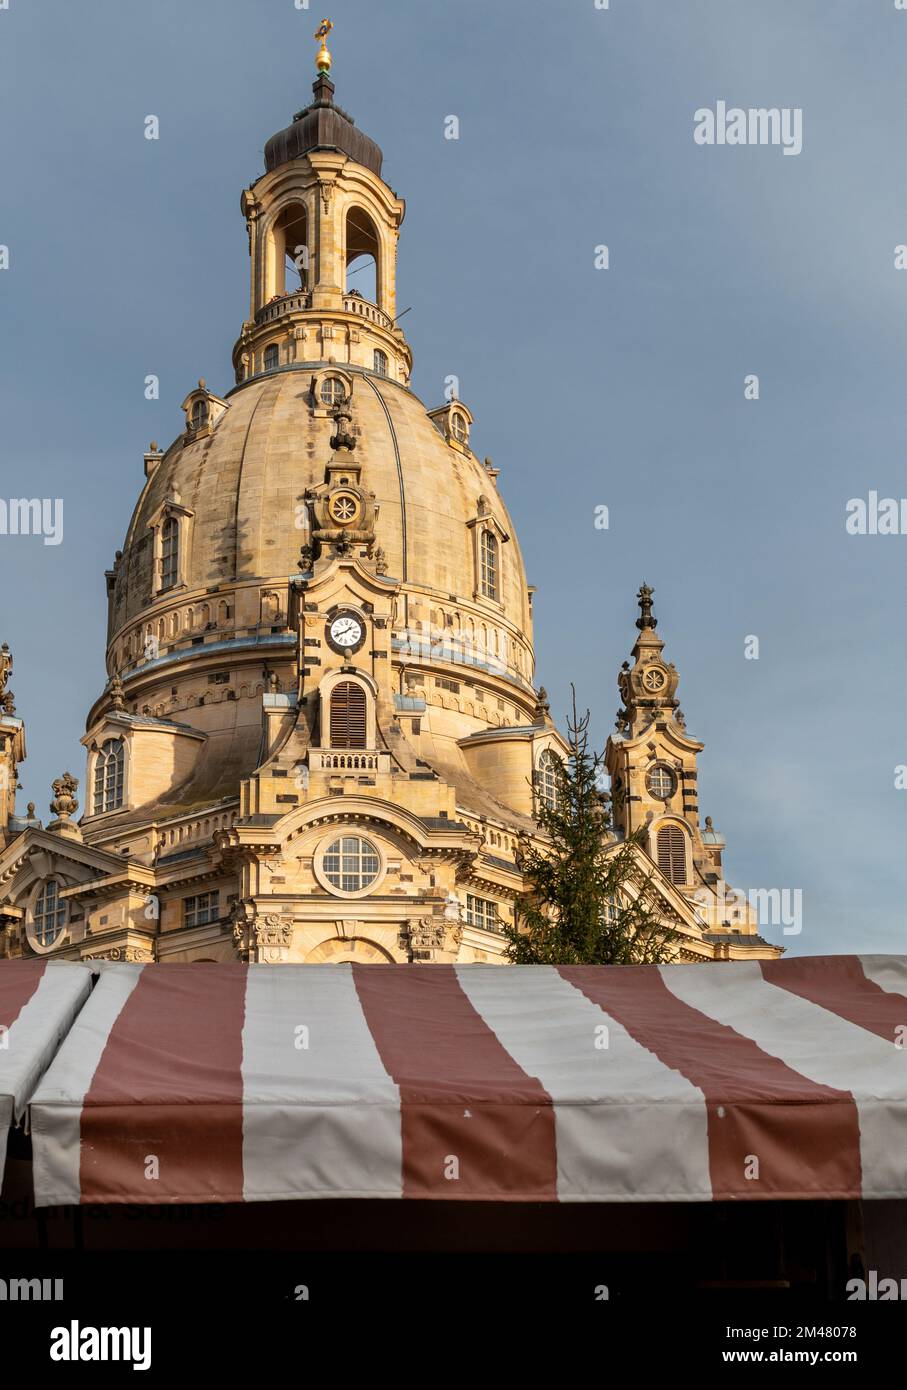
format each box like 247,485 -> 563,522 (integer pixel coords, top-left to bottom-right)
85,47 -> 545,845
107,367 -> 533,690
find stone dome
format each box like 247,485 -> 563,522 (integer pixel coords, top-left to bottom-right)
87,62 -> 546,838
103,365 -> 535,726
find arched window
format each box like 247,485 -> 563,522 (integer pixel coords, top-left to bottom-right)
272,201 -> 308,295
33,879 -> 67,948
656,825 -> 687,885
320,376 -> 347,406
451,411 -> 468,444
191,399 -> 208,430
480,530 -> 499,600
93,738 -> 125,813
329,680 -> 368,748
264,344 -> 279,372
160,515 -> 179,590
536,749 -> 560,813
373,349 -> 388,377
345,206 -> 380,303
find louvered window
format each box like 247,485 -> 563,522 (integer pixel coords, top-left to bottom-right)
330,681 -> 367,748
656,826 -> 687,885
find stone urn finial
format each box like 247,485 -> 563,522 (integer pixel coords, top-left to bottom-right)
0,641 -> 11,696
108,674 -> 127,712
48,772 -> 82,839
533,685 -> 550,723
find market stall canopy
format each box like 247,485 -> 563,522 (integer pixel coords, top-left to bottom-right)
26,955 -> 907,1207
0,960 -> 93,1187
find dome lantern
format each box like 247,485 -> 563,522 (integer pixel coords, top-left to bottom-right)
235,17 -> 408,386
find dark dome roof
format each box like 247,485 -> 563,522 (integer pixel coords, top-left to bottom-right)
264,75 -> 383,177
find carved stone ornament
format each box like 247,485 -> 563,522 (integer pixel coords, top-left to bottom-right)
84,946 -> 154,964
254,913 -> 294,948
306,394 -> 377,555
400,915 -> 461,961
50,772 -> 79,820
233,908 -> 294,963
108,674 -> 127,712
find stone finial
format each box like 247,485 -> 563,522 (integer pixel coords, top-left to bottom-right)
636,582 -> 656,631
373,545 -> 388,575
533,686 -> 550,722
0,690 -> 15,716
705,816 -> 713,831
50,772 -> 78,821
26,802 -> 35,818
0,642 -> 11,696
108,674 -> 127,712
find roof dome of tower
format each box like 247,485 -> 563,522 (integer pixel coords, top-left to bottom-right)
264,75 -> 383,178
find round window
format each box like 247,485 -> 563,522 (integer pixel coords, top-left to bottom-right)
320,377 -> 347,406
327,491 -> 361,526
32,879 -> 67,948
451,412 -> 468,443
646,765 -> 677,800
322,836 -> 380,894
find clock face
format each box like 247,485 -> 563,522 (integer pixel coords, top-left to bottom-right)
327,612 -> 364,652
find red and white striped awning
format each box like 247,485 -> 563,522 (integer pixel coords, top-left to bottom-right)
0,960 -> 92,1186
26,955 -> 907,1207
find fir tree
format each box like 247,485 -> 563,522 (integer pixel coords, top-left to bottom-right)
503,690 -> 678,965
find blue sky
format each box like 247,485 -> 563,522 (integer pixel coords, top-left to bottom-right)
1,0 -> 905,954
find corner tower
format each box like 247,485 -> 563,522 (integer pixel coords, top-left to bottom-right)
606,583 -> 715,890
